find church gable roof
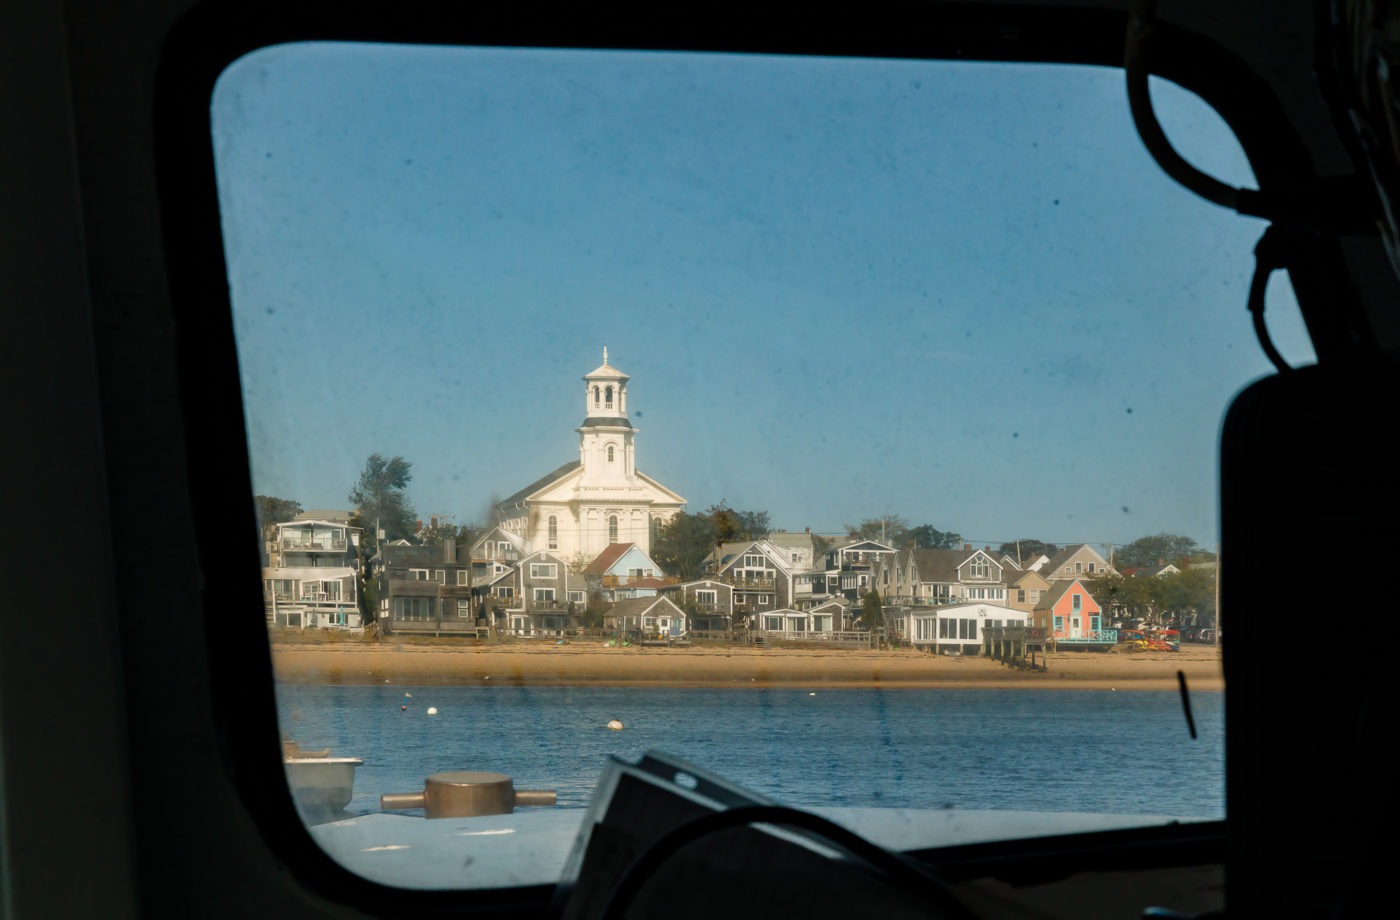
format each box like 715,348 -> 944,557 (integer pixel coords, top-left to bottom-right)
497,461 -> 583,508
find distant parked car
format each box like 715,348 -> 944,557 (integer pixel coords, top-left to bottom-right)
1198,628 -> 1216,643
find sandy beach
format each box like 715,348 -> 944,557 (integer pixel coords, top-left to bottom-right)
271,636 -> 1223,691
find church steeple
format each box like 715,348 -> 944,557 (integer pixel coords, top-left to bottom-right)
582,346 -> 631,424
578,348 -> 636,482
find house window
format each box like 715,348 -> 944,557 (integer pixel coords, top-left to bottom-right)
696,590 -> 717,606
609,515 -> 618,543
743,554 -> 764,568
409,568 -> 429,580
1072,593 -> 1082,610
1075,562 -> 1083,573
757,595 -> 770,605
1054,615 -> 1065,632
393,597 -> 432,620
457,570 -> 467,586
496,586 -> 514,599
1017,589 -> 1026,603
969,559 -> 989,578
435,570 -> 445,584
764,616 -> 783,631
1088,562 -> 1097,573
534,588 -> 556,603
457,599 -> 471,617
548,516 -> 558,549
568,591 -> 585,604
530,563 -> 557,578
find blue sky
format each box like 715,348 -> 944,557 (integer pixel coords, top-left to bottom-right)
212,43 -> 1313,550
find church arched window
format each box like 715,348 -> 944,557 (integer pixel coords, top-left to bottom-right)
548,515 -> 558,549
609,515 -> 618,544
593,385 -> 600,407
606,444 -> 615,463
605,386 -> 613,409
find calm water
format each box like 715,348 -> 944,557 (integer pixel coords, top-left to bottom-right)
276,685 -> 1224,819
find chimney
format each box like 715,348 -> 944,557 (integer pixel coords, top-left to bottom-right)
963,543 -> 971,552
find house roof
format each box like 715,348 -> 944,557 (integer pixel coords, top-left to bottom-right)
606,595 -> 683,619
583,542 -> 638,575
908,547 -> 995,583
1042,543 -> 1112,574
1034,578 -> 1098,611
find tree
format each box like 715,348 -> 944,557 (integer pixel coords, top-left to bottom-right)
997,539 -> 1058,563
254,495 -> 303,529
1115,534 -> 1202,569
845,515 -> 910,546
652,511 -> 718,579
861,588 -> 884,630
704,501 -> 770,542
418,519 -> 480,555
909,524 -> 962,549
347,453 -> 416,549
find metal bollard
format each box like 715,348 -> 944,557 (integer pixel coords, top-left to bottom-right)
380,771 -> 557,818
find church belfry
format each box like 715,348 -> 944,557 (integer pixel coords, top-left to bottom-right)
579,347 -> 635,480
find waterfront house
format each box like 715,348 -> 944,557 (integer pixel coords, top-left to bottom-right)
825,539 -> 898,601
806,599 -> 853,632
604,595 -> 687,639
1033,578 -> 1113,648
714,540 -> 797,614
884,546 -> 1010,607
658,578 -> 736,633
908,603 -> 1030,655
262,519 -> 363,630
496,551 -> 585,637
375,538 -> 478,635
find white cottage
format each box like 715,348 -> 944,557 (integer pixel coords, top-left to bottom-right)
493,350 -> 686,564
908,603 -> 1029,655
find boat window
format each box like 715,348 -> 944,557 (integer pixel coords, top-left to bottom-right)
213,43 -> 1304,890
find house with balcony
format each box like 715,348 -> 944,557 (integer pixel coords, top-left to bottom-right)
375,538 -> 481,635
713,540 -> 797,616
883,545 -> 1010,608
262,519 -> 363,629
658,579 -> 736,633
582,542 -> 672,600
497,551 -> 587,637
1033,578 -> 1114,648
794,569 -> 841,608
824,540 -> 898,602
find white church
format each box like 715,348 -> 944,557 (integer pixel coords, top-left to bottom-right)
491,350 -> 686,564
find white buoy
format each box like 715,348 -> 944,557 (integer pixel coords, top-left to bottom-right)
427,707 -> 438,716
405,692 -> 412,698
607,719 -> 623,731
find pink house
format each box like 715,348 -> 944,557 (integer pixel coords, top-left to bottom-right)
1032,578 -> 1112,647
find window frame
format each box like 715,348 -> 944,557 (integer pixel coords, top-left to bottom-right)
150,4 -> 1293,911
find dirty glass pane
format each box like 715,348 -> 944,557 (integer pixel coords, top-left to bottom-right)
213,44 -> 1300,890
